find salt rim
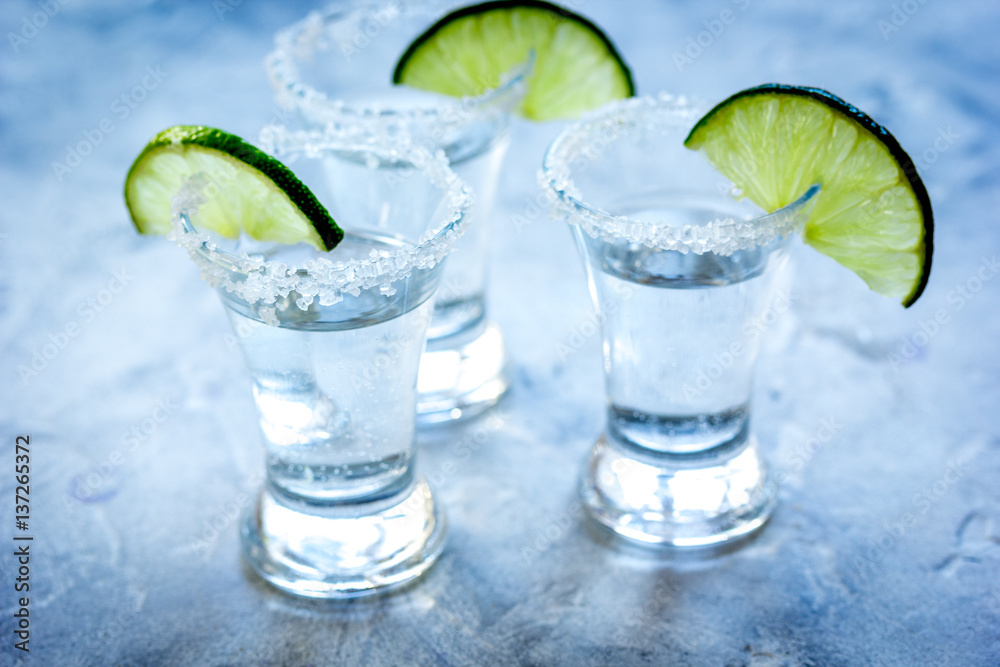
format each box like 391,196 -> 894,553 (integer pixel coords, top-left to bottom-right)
167,126 -> 473,314
539,93 -> 820,256
265,0 -> 530,149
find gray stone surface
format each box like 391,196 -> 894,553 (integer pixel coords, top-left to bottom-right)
2,1 -> 998,665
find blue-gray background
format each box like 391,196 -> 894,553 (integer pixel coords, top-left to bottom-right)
1,1 -> 998,665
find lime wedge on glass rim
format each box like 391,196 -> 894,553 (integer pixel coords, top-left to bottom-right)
392,0 -> 635,121
684,84 -> 933,307
124,125 -> 343,251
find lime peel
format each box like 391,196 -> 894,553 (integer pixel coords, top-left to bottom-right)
124,125 -> 343,251
392,0 -> 635,121
684,83 -> 933,307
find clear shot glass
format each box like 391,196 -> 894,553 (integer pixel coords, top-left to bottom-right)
541,94 -> 819,547
266,0 -> 527,424
171,126 -> 472,597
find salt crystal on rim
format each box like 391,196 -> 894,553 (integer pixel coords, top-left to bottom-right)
169,126 -> 473,316
539,93 -> 820,256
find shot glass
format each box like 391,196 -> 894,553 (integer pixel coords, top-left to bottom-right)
266,0 -> 526,424
541,95 -> 819,547
171,127 -> 472,597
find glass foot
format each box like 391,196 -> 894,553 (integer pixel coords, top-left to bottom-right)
241,478 -> 447,598
417,321 -> 509,425
580,433 -> 777,548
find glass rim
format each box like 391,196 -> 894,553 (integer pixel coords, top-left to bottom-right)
168,125 -> 473,312
266,2 -> 531,129
540,93 -> 821,255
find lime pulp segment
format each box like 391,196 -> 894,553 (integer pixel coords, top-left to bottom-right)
392,0 -> 635,121
684,84 -> 932,307
124,126 -> 343,251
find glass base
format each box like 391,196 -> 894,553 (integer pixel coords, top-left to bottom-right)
580,433 -> 777,548
241,478 -> 447,598
417,321 -> 509,425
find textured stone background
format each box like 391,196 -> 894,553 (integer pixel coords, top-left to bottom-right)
1,0 -> 998,664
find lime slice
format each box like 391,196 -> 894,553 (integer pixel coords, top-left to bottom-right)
684,84 -> 933,307
124,125 -> 343,251
392,0 -> 634,121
